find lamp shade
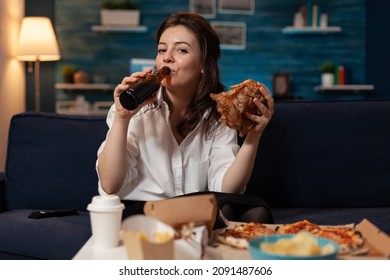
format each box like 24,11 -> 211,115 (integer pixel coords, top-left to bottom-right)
17,17 -> 60,61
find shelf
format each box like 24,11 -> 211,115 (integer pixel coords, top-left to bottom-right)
56,100 -> 112,116
282,26 -> 341,34
91,25 -> 148,32
55,83 -> 115,91
315,84 -> 375,93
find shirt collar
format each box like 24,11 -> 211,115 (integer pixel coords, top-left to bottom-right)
155,86 -> 212,119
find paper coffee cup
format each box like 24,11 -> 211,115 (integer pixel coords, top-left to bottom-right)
87,195 -> 124,249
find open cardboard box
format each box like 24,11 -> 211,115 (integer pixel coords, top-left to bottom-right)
144,194 -> 217,260
344,218 -> 390,260
205,218 -> 390,260
144,194 -> 217,234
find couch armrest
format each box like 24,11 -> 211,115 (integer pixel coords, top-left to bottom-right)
0,172 -> 5,212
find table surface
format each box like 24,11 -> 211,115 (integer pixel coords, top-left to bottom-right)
73,237 -> 128,260
73,236 -> 387,260
73,236 -> 252,260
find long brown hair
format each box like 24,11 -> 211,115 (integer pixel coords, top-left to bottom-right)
156,12 -> 225,138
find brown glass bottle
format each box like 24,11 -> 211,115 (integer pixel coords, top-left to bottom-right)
119,66 -> 171,110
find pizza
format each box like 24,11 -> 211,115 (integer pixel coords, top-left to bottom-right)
217,219 -> 365,254
275,219 -> 320,234
275,220 -> 365,254
217,222 -> 275,249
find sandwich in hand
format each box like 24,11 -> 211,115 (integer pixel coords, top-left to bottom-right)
210,79 -> 267,137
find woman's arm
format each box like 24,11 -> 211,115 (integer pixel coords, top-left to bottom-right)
221,83 -> 274,193
97,70 -> 155,194
97,115 -> 131,194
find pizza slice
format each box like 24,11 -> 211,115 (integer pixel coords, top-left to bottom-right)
315,226 -> 365,255
217,222 -> 275,249
276,220 -> 365,255
210,79 -> 267,137
275,219 -> 321,234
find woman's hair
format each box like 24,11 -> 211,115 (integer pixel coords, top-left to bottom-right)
156,12 -> 226,138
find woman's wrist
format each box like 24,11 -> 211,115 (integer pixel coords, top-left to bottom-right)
244,130 -> 262,146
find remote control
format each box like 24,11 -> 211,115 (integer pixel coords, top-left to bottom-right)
28,209 -> 79,219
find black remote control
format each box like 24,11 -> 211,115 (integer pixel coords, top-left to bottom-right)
28,209 -> 79,219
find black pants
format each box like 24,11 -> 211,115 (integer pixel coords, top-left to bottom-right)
121,192 -> 274,229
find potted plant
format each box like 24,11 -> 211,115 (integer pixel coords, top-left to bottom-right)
320,62 -> 335,87
61,65 -> 76,83
100,0 -> 140,26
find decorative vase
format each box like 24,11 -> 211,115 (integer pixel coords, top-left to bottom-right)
100,9 -> 140,26
73,70 -> 91,84
321,73 -> 334,87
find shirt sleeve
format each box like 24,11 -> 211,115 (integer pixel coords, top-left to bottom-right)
207,124 -> 240,192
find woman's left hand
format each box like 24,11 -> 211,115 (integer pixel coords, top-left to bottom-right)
245,82 -> 274,139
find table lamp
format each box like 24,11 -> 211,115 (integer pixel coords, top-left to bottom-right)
16,17 -> 61,112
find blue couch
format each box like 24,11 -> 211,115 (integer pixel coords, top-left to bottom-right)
0,100 -> 389,259
244,100 -> 390,232
0,113 -> 107,259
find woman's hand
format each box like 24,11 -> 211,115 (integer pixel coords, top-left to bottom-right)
113,68 -> 156,120
245,82 -> 274,141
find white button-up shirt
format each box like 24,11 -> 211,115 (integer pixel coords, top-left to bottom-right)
97,90 -> 239,201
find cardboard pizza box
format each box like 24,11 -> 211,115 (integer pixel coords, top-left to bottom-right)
144,194 -> 217,234
339,218 -> 390,260
143,194 -> 218,259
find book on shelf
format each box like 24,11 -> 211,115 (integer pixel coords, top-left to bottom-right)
333,65 -> 349,85
312,4 -> 318,28
316,5 -> 322,27
306,2 -> 312,27
305,2 -> 323,28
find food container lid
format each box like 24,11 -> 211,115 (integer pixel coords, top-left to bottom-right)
87,195 -> 125,212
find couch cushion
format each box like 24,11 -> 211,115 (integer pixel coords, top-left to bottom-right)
0,209 -> 91,259
5,112 -> 107,211
245,100 -> 390,208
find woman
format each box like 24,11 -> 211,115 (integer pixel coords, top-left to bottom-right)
96,12 -> 274,226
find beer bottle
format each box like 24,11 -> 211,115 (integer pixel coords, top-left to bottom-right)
119,66 -> 171,110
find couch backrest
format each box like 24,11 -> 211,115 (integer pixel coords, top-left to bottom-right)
5,101 -> 390,210
5,112 -> 108,211
245,100 -> 390,208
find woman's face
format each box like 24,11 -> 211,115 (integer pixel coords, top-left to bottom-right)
156,25 -> 203,93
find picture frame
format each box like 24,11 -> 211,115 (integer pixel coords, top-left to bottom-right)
218,0 -> 255,15
273,74 -> 290,98
189,0 -> 216,19
211,21 -> 246,50
129,58 -> 155,73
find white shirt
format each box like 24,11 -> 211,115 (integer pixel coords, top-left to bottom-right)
96,90 -> 239,201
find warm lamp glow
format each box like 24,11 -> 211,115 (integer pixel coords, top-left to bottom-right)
16,17 -> 61,112
17,17 -> 60,61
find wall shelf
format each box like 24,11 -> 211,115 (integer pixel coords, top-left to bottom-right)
55,83 -> 115,91
91,25 -> 148,32
315,84 -> 374,93
282,26 -> 341,35
56,100 -> 112,116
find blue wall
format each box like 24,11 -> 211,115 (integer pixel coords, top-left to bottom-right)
55,0 -> 366,102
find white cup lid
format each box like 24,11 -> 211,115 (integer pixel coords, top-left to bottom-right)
87,195 -> 125,212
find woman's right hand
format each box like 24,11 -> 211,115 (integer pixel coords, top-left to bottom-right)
113,69 -> 156,120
